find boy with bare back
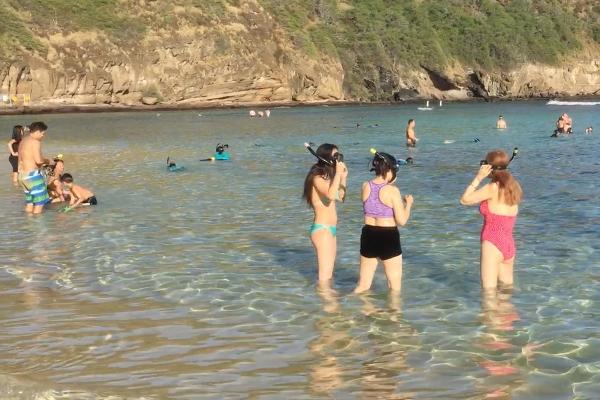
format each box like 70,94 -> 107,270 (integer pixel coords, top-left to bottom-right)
17,122 -> 51,214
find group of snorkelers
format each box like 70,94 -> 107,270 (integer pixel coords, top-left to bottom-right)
6,122 -> 96,214
304,143 -> 522,292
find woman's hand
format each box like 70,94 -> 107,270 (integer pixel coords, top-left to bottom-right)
336,161 -> 348,178
404,194 -> 414,207
476,164 -> 492,181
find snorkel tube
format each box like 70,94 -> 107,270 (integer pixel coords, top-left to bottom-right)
480,147 -> 519,170
370,148 -> 399,182
304,142 -> 334,166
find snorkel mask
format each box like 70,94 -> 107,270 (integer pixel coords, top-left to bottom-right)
216,143 -> 229,154
370,148 -> 399,182
480,147 -> 519,170
304,142 -> 343,165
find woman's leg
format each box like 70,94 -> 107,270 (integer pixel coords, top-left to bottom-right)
354,256 -> 378,293
311,229 -> 336,288
12,172 -> 18,184
481,241 -> 503,290
382,255 -> 403,292
498,257 -> 515,288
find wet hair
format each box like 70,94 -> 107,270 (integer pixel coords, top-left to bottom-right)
29,121 -> 48,133
498,115 -> 503,118
371,152 -> 398,182
485,150 -> 522,206
60,173 -> 74,183
11,125 -> 24,141
407,119 -> 414,125
302,143 -> 337,206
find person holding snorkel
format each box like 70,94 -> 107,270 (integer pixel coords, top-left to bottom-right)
460,149 -> 522,290
354,149 -> 413,293
303,143 -> 347,288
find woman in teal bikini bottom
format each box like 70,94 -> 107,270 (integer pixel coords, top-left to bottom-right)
303,143 -> 347,288
310,223 -> 337,237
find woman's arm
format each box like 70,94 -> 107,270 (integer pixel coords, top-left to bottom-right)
391,187 -> 413,226
313,162 -> 345,202
338,162 -> 348,201
460,164 -> 494,206
7,140 -> 16,156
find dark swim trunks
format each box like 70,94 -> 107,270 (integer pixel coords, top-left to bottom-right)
360,225 -> 402,260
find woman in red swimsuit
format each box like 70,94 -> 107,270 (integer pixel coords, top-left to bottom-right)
460,150 -> 522,290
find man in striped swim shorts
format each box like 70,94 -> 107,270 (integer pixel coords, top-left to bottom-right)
17,122 -> 51,214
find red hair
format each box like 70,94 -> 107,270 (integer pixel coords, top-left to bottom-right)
486,150 -> 522,206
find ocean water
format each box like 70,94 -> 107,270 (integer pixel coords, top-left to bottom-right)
0,102 -> 598,399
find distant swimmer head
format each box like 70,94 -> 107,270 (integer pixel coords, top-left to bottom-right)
304,142 -> 341,166
370,148 -> 399,183
405,157 -> 414,164
215,143 -> 229,154
480,147 -> 519,171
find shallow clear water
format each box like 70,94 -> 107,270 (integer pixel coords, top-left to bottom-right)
0,102 -> 598,399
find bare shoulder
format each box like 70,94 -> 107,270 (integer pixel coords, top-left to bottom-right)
384,184 -> 400,195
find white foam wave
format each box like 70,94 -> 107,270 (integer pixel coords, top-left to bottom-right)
546,100 -> 600,106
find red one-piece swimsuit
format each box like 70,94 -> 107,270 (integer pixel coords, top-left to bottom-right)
479,200 -> 517,260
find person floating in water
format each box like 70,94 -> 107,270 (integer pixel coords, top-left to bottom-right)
585,126 -> 593,134
17,122 -> 51,214
406,119 -> 417,147
354,150 -> 413,294
7,125 -> 24,184
303,143 -> 347,289
214,144 -> 230,160
496,115 -> 507,129
60,173 -> 97,209
166,157 -> 184,171
460,149 -> 522,290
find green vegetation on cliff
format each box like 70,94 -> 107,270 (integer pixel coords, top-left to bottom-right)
260,0 -> 594,98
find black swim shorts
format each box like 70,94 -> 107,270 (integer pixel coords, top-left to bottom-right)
360,225 -> 402,260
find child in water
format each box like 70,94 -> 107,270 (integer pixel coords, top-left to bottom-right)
60,173 -> 97,208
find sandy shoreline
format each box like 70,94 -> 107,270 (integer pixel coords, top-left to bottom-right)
1,96 -> 598,116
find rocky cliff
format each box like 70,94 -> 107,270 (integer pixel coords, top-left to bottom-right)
1,0 -> 599,109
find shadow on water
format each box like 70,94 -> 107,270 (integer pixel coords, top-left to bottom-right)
253,238 -> 317,283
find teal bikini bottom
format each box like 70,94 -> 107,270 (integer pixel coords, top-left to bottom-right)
310,223 -> 337,237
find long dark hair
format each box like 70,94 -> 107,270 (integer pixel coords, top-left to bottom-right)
302,143 -> 337,206
12,125 -> 24,142
485,150 -> 522,205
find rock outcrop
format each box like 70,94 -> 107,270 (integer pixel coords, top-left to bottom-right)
1,1 -> 599,109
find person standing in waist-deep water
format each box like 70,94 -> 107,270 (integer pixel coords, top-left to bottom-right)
355,151 -> 413,293
303,144 -> 348,288
17,122 -> 51,214
460,150 -> 522,290
406,119 -> 417,147
496,115 -> 507,129
7,125 -> 24,184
